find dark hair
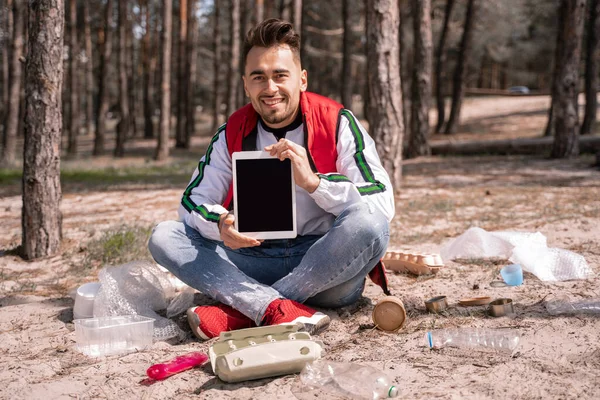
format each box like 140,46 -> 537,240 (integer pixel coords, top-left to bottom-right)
242,19 -> 301,69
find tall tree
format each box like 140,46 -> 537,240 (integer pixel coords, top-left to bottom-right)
255,0 -> 264,24
211,1 -> 222,132
581,0 -> 600,136
444,0 -> 477,135
434,0 -> 455,133
23,0 -> 64,259
1,0 -> 11,143
341,0 -> 353,108
279,0 -> 291,21
291,0 -> 302,32
125,1 -> 137,137
226,0 -> 241,118
156,0 -> 173,161
115,0 -> 130,156
82,0 -> 95,135
175,0 -> 188,148
366,0 -> 404,189
185,0 -> 199,146
407,0 -> 432,158
551,0 -> 586,158
141,0 -> 155,139
94,0 -> 113,155
2,0 -> 23,165
66,0 -> 79,156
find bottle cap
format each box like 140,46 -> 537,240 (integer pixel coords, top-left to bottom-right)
372,296 -> 406,332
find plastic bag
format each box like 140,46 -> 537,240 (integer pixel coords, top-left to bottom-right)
93,261 -> 194,341
440,227 -> 593,281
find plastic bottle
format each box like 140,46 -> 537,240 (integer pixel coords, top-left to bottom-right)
146,352 -> 208,380
425,328 -> 520,352
546,299 -> 600,315
291,360 -> 399,400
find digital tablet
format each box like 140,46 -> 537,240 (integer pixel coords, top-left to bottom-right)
232,151 -> 297,239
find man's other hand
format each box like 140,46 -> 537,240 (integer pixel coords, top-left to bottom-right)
218,212 -> 262,249
264,139 -> 320,193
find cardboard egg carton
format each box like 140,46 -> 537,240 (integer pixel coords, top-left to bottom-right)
383,250 -> 444,275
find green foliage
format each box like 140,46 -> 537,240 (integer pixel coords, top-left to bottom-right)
84,225 -> 154,269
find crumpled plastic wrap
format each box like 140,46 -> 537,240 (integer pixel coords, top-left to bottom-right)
440,227 -> 593,281
93,261 -> 194,341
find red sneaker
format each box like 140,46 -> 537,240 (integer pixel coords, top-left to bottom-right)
187,304 -> 255,340
261,299 -> 330,335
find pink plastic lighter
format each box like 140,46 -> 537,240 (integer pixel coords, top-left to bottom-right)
146,352 -> 209,380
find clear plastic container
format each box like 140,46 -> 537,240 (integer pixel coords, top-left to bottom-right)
425,328 -> 520,352
74,315 -> 154,357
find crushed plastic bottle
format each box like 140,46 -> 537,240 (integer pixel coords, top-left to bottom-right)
146,352 -> 208,380
545,296 -> 600,315
425,328 -> 520,352
291,360 -> 398,400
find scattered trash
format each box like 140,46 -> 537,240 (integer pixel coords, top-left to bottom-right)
441,227 -> 593,281
73,282 -> 101,319
93,261 -> 193,341
291,360 -> 398,399
425,296 -> 448,313
383,250 -> 444,275
372,296 -> 406,332
209,324 -> 324,383
545,294 -> 600,315
146,352 -> 209,380
74,315 -> 154,357
487,298 -> 515,317
425,328 -> 520,352
458,297 -> 492,306
500,264 -> 523,286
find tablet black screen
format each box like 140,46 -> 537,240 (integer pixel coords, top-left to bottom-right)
235,158 -> 294,232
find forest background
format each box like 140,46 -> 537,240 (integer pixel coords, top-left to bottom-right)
1,1 -> 600,399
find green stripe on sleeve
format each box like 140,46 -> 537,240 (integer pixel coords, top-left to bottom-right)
340,110 -> 387,196
180,125 -> 226,221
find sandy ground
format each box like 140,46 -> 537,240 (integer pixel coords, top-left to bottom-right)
1,96 -> 600,399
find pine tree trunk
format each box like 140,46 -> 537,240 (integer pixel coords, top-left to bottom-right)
434,0 -> 455,133
211,1 -> 222,133
115,0 -> 129,157
545,1 -> 566,138
237,0 -> 249,109
66,0 -> 79,156
156,0 -> 172,161
83,1 -> 95,135
341,0 -> 353,109
1,0 -> 9,134
185,0 -> 199,147
255,0 -> 264,24
581,0 -> 600,136
141,0 -> 155,139
291,0 -> 302,33
126,6 -> 137,138
23,0 -> 64,259
366,0 -> 404,189
407,0 -> 432,158
551,0 -> 586,158
226,0 -> 240,118
2,0 -> 23,165
175,0 -> 188,148
279,0 -> 291,21
94,0 -> 113,155
444,0 -> 476,135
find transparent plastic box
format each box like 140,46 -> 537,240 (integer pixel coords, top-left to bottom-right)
74,315 -> 154,357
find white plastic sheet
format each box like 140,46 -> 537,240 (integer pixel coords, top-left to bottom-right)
440,227 -> 593,281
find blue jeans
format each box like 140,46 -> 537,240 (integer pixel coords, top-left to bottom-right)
148,202 -> 389,325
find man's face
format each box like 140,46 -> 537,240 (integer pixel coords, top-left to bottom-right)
243,45 -> 307,129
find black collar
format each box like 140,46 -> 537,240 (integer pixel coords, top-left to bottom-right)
258,109 -> 303,140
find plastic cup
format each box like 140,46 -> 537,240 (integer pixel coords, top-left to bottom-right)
73,282 -> 101,319
500,264 -> 523,286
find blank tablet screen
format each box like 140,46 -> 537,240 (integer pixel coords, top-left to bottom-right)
234,158 -> 294,233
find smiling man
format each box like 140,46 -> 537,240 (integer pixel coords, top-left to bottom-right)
148,19 -> 395,340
